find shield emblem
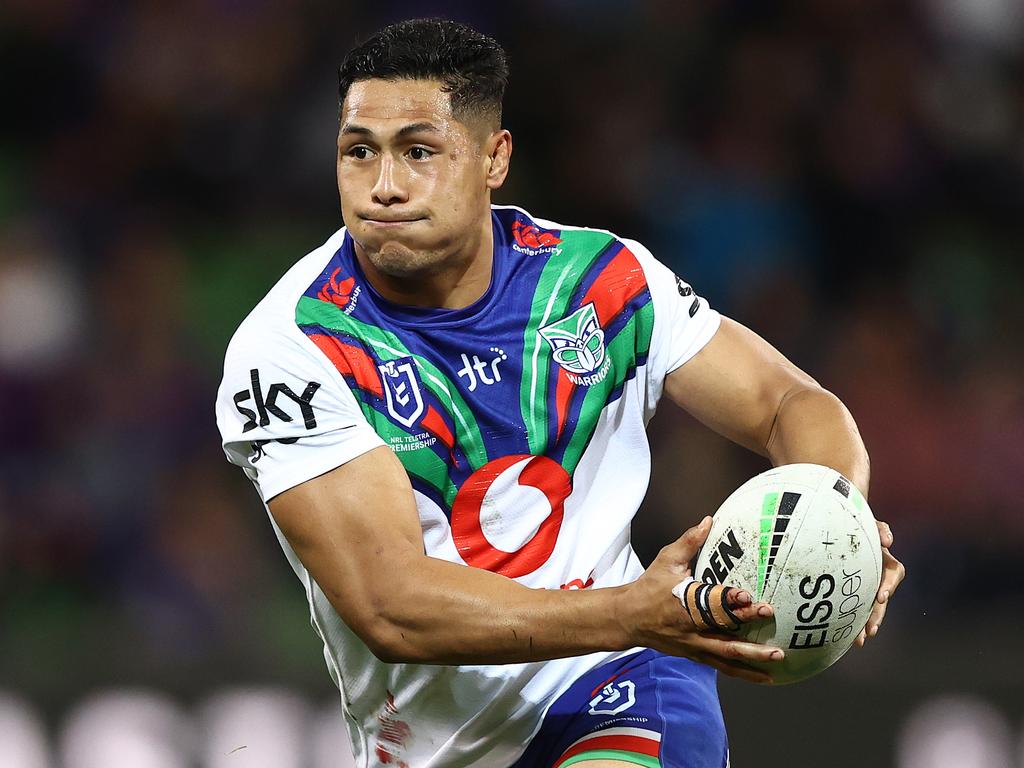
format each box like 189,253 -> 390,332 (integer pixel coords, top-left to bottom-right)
539,303 -> 606,375
378,357 -> 425,429
587,680 -> 636,715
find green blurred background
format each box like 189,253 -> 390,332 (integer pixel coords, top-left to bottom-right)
1,1 -> 1022,766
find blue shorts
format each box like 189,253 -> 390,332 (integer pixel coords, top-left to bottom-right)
509,650 -> 729,768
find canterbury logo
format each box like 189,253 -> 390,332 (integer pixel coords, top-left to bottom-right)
512,220 -> 561,249
318,267 -> 356,309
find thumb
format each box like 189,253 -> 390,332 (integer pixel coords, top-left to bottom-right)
665,515 -> 713,564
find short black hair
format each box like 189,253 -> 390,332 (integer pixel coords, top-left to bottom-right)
338,18 -> 509,128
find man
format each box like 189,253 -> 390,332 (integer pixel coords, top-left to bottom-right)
216,18 -> 903,768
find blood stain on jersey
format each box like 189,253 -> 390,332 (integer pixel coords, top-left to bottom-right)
375,691 -> 412,767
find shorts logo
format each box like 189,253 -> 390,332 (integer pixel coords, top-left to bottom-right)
588,680 -> 636,715
539,303 -> 610,385
378,357 -> 425,429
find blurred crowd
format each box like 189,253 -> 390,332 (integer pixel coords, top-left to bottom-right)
1,0 -> 1023,734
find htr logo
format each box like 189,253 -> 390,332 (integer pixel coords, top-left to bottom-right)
512,220 -> 561,249
456,347 -> 507,392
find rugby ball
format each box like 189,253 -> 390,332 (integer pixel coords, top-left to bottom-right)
694,463 -> 881,684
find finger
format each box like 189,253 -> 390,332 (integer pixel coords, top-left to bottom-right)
673,516 -> 713,560
708,586 -> 743,630
860,553 -> 904,644
693,634 -> 785,665
726,588 -> 753,608
869,549 -> 905,620
695,654 -> 774,685
865,600 -> 887,638
721,587 -> 774,622
876,520 -> 894,549
878,549 -> 906,598
868,561 -> 901,633
727,600 -> 774,623
679,580 -> 715,632
858,607 -> 884,647
677,580 -> 774,630
679,581 -> 746,632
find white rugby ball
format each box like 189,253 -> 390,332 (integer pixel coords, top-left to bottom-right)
694,463 -> 881,684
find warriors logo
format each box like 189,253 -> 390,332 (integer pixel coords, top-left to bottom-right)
539,303 -> 610,385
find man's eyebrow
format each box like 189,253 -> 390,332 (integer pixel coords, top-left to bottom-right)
339,122 -> 441,139
339,124 -> 373,136
395,122 -> 441,138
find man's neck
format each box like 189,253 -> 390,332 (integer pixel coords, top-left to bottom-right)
353,215 -> 494,310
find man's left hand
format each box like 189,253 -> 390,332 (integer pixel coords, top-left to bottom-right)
856,519 -> 905,647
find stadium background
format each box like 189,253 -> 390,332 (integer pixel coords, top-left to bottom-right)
1,1 -> 1022,766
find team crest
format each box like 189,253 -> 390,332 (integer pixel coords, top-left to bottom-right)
378,357 -> 425,429
539,303 -> 606,376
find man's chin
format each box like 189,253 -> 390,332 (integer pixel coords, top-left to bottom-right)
361,238 -> 442,279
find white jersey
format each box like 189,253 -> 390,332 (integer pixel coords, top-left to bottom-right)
215,206 -> 720,766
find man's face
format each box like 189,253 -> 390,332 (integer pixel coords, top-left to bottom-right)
337,78 -> 506,278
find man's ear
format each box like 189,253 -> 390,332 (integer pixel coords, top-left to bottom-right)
485,130 -> 512,190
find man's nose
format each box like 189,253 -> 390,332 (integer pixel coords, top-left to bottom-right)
371,156 -> 409,206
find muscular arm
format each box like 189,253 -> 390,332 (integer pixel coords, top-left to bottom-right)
269,446 -> 632,665
665,317 -> 904,644
268,445 -> 778,675
664,317 -> 870,495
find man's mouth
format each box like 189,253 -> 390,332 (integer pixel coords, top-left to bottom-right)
360,215 -> 426,227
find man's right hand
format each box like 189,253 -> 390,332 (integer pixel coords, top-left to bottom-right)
618,516 -> 783,684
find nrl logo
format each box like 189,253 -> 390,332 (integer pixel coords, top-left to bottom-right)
378,357 -> 425,429
588,680 -> 636,716
539,303 -> 611,385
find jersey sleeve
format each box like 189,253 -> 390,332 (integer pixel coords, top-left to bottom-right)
215,319 -> 385,503
623,238 -> 722,410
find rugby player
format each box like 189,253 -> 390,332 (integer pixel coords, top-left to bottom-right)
216,18 -> 904,768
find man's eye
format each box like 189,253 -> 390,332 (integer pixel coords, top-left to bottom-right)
348,146 -> 373,160
408,147 -> 433,160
